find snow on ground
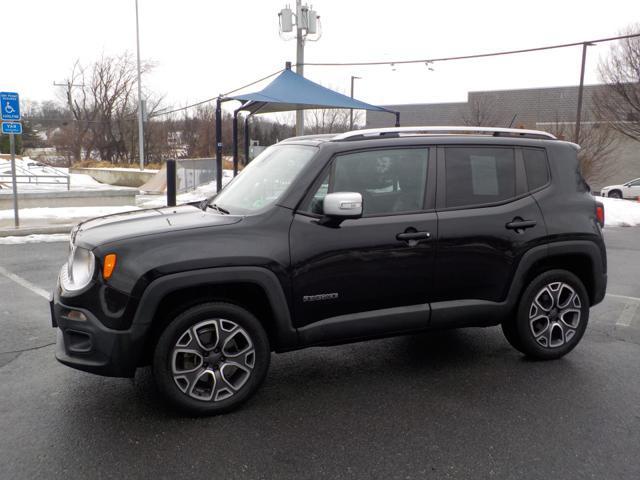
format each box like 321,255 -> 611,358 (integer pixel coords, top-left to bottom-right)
0,234 -> 69,244
600,196 -> 640,227
0,157 -> 129,191
137,170 -> 234,208
0,205 -> 140,221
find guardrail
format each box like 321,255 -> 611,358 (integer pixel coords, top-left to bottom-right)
0,173 -> 70,190
0,161 -> 71,190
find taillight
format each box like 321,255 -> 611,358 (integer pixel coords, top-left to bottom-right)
596,202 -> 605,227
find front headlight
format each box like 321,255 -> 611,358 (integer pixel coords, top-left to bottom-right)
61,246 -> 96,293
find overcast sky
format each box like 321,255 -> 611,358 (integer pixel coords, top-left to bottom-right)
5,0 -> 640,113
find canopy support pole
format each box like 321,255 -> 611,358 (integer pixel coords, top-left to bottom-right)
232,109 -> 239,176
215,96 -> 223,192
395,112 -> 401,127
244,115 -> 251,166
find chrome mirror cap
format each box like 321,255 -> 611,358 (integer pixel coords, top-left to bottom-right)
323,192 -> 363,218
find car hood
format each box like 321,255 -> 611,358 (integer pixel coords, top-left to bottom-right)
601,184 -> 623,190
72,204 -> 242,248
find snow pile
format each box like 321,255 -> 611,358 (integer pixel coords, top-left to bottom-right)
0,234 -> 69,244
138,170 -> 234,208
0,205 -> 140,221
600,196 -> 640,227
0,157 -> 129,191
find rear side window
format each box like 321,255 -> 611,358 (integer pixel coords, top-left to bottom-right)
523,148 -> 550,191
445,147 -> 516,208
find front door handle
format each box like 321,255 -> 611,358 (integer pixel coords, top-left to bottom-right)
505,218 -> 537,232
396,230 -> 431,246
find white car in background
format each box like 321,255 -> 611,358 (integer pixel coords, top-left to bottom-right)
600,178 -> 640,199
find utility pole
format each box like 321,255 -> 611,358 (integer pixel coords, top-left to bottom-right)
279,2 -> 321,136
575,42 -> 593,144
135,0 -> 145,170
349,76 -> 361,130
295,0 -> 305,136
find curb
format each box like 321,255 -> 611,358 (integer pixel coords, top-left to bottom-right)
0,224 -> 75,237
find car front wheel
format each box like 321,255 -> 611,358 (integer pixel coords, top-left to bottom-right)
153,302 -> 270,415
608,190 -> 622,199
504,270 -> 590,360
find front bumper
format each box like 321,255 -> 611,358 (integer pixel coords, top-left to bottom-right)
51,285 -> 149,378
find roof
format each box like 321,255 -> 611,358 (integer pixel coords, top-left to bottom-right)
228,69 -> 395,115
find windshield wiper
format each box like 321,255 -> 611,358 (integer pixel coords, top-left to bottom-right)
206,203 -> 230,215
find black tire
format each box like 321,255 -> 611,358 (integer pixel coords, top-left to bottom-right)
608,190 -> 622,199
153,302 -> 270,416
501,316 -> 526,354
504,270 -> 590,360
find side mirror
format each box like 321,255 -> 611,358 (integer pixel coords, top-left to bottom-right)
322,192 -> 363,220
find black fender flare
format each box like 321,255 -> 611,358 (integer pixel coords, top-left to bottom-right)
132,267 -> 298,350
507,240 -> 606,307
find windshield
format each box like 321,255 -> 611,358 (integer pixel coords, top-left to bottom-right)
212,144 -> 317,214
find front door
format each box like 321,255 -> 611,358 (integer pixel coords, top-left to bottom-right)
289,147 -> 436,344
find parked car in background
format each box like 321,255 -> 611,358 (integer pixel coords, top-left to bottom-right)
600,178 -> 640,199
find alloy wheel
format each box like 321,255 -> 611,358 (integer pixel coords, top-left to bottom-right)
171,319 -> 256,402
528,282 -> 582,348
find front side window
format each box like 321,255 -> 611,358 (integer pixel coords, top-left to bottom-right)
304,148 -> 429,216
445,147 -> 516,208
213,144 -> 316,214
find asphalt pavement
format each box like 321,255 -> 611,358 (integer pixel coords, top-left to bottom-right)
1,228 -> 639,479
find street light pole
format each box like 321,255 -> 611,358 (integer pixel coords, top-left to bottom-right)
135,0 -> 145,170
349,76 -> 361,130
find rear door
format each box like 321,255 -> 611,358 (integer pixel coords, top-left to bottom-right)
289,146 -> 437,342
432,145 -> 547,321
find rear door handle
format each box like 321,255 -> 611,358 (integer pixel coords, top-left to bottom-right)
505,219 -> 537,231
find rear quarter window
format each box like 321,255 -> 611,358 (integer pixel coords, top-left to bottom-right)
523,148 -> 550,191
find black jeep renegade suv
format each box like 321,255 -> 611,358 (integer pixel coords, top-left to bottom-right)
51,126 -> 607,415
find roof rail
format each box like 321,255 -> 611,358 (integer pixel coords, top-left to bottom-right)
331,126 -> 557,141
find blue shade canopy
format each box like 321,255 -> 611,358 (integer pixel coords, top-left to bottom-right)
228,68 -> 395,114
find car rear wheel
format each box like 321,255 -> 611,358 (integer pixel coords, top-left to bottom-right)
153,302 -> 270,415
503,270 -> 590,360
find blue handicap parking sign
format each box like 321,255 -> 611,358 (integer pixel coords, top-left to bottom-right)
2,122 -> 22,134
0,92 -> 20,121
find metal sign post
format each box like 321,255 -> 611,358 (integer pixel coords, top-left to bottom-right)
9,133 -> 19,227
1,91 -> 21,228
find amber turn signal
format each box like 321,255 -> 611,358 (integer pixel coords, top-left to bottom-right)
103,254 -> 117,280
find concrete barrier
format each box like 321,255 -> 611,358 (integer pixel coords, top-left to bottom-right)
70,167 -> 157,188
0,189 -> 138,209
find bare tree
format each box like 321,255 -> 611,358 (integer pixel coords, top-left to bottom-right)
593,25 -> 640,141
305,108 -> 362,134
462,95 -> 503,126
543,118 -> 619,185
58,61 -> 97,164
55,54 -> 159,165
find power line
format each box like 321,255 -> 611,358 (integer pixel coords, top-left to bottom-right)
149,68 -> 284,118
299,32 -> 640,67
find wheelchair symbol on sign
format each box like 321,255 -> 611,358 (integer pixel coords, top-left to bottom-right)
4,102 -> 15,114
